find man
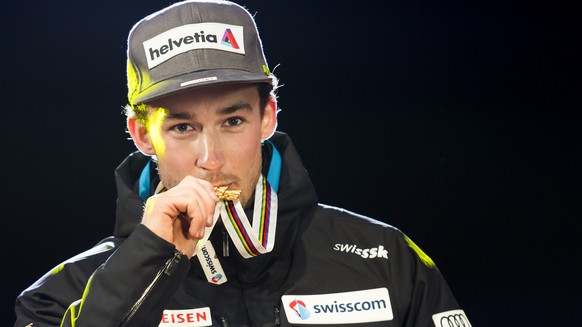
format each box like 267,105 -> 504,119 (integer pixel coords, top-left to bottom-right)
15,1 -> 471,326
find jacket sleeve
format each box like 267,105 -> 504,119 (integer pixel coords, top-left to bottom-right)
388,230 -> 470,327
15,225 -> 190,327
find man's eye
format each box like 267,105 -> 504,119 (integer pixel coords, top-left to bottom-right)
225,117 -> 243,127
172,123 -> 192,133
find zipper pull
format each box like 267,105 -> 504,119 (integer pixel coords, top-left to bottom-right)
220,316 -> 229,327
164,250 -> 183,276
222,228 -> 230,257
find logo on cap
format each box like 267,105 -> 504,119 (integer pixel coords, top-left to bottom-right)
221,29 -> 240,49
143,23 -> 245,69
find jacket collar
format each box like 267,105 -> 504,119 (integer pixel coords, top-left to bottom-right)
113,131 -> 318,250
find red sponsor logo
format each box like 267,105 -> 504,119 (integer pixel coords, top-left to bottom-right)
159,308 -> 211,326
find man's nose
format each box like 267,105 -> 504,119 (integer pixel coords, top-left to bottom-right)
195,132 -> 224,171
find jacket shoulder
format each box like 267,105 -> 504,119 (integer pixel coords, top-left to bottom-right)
313,203 -> 403,235
15,239 -> 117,325
307,204 -> 438,270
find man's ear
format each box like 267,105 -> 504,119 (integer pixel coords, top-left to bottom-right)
127,117 -> 156,155
261,97 -> 278,140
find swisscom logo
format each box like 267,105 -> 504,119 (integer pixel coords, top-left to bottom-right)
143,22 -> 245,69
281,288 -> 393,324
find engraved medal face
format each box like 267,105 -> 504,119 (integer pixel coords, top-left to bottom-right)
214,186 -> 241,201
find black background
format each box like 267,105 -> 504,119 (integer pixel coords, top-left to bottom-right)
2,0 -> 580,326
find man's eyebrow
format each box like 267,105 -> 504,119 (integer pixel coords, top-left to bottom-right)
164,111 -> 192,120
217,102 -> 253,115
160,102 -> 253,120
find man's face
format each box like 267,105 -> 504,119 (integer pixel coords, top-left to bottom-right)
142,83 -> 275,207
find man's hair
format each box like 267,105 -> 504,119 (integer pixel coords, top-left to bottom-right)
125,81 -> 278,126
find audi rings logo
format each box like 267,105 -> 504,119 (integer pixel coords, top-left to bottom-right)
439,313 -> 469,327
432,309 -> 472,327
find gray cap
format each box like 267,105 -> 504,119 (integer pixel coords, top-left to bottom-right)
127,0 -> 272,105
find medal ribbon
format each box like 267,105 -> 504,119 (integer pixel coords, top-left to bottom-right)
220,174 -> 278,258
144,141 -> 281,283
153,173 -> 278,260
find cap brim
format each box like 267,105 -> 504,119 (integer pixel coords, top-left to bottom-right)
131,69 -> 272,104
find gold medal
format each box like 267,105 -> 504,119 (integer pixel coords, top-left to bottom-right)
214,186 -> 241,201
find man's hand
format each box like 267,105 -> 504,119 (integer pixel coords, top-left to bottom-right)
142,176 -> 218,258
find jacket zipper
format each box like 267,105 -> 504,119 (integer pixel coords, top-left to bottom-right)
274,306 -> 281,326
119,250 -> 183,326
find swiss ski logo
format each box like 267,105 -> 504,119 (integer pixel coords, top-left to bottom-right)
333,243 -> 389,259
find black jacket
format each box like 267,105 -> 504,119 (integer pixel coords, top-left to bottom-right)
15,132 -> 469,326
